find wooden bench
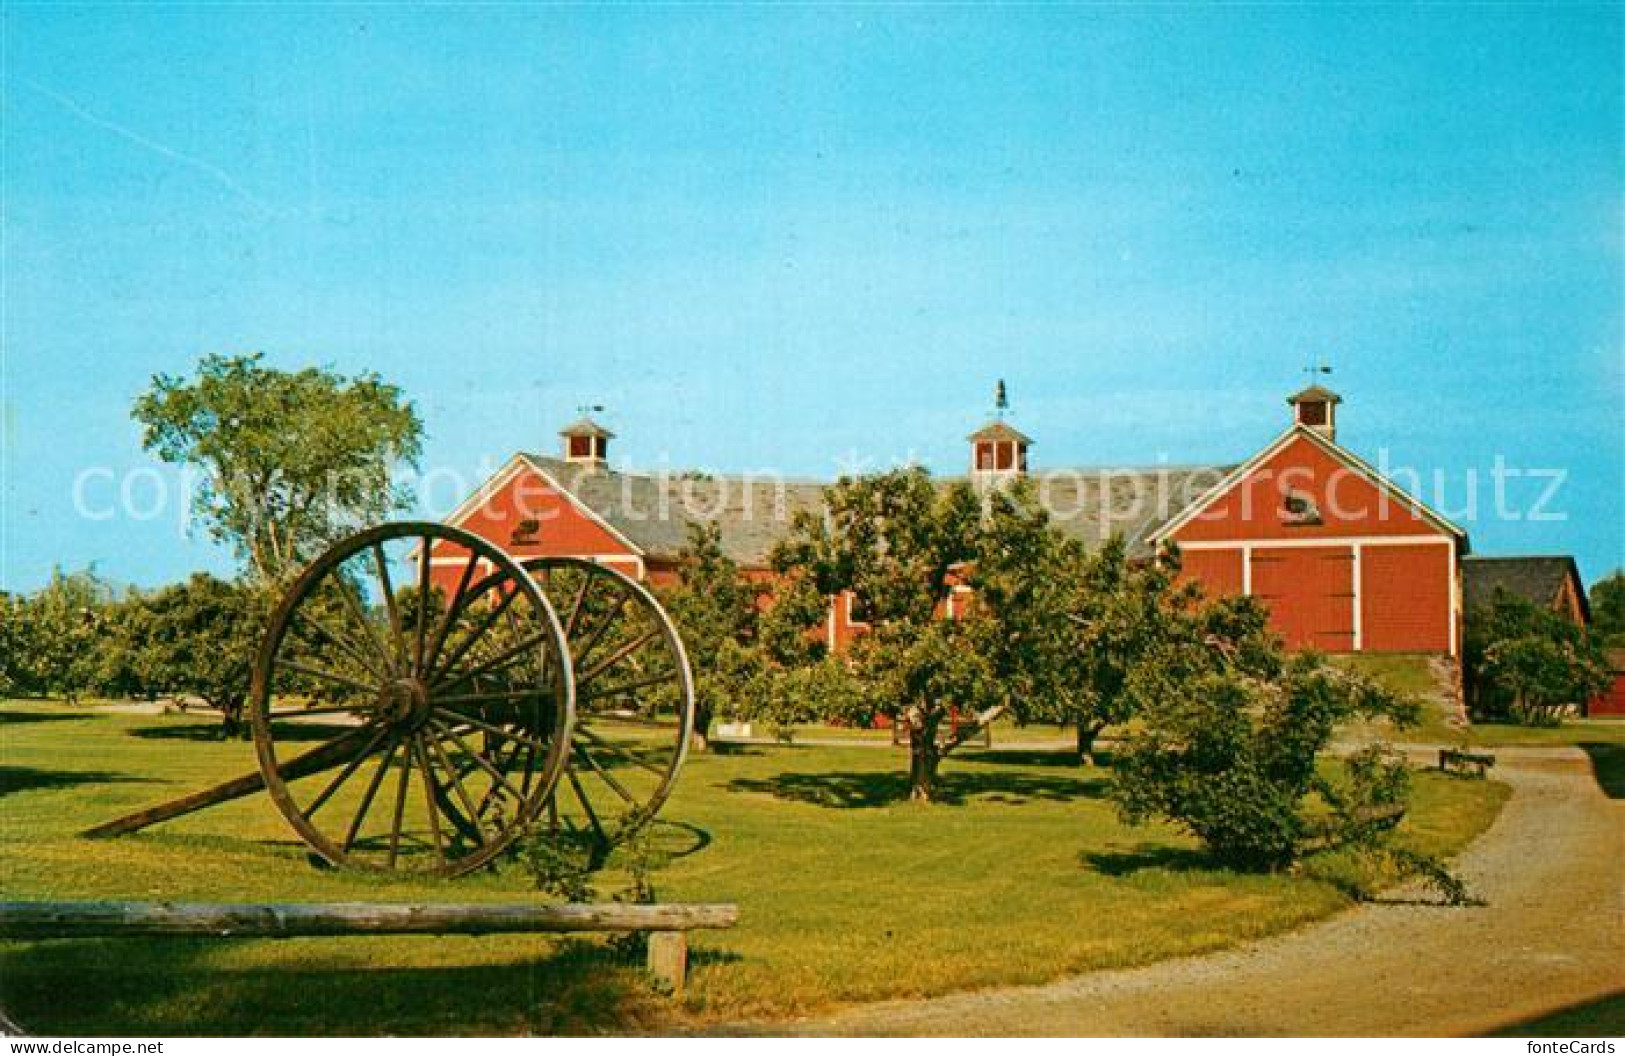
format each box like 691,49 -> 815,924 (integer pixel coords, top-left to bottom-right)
0,900 -> 737,995
1438,748 -> 1496,778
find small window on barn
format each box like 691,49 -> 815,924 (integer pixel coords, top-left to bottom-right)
1297,401 -> 1328,427
976,442 -> 996,470
569,435 -> 593,459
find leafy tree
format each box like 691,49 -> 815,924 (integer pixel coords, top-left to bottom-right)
1465,590 -> 1609,725
659,523 -> 768,751
133,353 -> 423,585
975,492 -> 1192,764
767,468 -> 1019,801
0,568 -> 115,700
135,574 -> 264,736
1589,570 -> 1625,646
1110,582 -> 1423,872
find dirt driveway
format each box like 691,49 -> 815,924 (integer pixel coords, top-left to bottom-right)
759,746 -> 1622,1037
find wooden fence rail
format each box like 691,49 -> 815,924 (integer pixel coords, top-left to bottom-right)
0,900 -> 739,994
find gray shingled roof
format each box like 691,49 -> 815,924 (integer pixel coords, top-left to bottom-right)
967,420 -> 1034,444
1462,555 -> 1588,619
1287,384 -> 1342,405
522,454 -> 1228,567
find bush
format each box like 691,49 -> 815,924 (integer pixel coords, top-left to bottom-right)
1465,590 -> 1609,725
1113,637 -> 1422,872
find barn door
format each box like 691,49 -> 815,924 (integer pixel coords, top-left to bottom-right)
1250,546 -> 1355,652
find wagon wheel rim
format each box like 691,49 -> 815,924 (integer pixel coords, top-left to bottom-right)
249,522 -> 574,877
466,557 -> 694,858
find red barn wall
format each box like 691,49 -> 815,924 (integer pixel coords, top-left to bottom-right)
1168,432 -> 1460,655
1361,543 -> 1452,653
1251,545 -> 1354,651
1175,435 -> 1438,543
432,462 -> 640,595
1590,673 -> 1625,718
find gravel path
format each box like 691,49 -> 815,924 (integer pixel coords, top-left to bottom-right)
752,747 -> 1623,1037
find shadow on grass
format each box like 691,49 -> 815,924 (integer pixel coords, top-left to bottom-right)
0,766 -> 154,800
1081,844 -> 1219,876
1480,989 -> 1625,1037
128,722 -> 343,743
956,748 -> 1110,768
727,767 -> 1106,808
0,710 -> 96,726
0,934 -> 669,1036
1578,743 -> 1624,799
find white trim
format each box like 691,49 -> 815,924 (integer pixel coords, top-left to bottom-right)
1176,534 -> 1451,551
1448,536 -> 1459,657
1241,544 -> 1253,595
1351,543 -> 1363,651
825,596 -> 838,651
1149,424 -> 1467,545
517,455 -> 647,558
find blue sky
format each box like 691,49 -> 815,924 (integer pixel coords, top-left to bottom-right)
3,4 -> 1621,592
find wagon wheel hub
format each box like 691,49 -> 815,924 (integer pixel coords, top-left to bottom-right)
379,677 -> 431,729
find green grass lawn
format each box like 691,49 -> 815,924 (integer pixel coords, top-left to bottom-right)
1,701 -> 1508,1035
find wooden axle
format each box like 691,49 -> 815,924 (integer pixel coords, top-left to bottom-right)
80,728 -> 372,840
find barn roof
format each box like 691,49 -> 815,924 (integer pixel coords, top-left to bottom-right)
519,454 -> 1227,567
558,416 -> 615,439
967,420 -> 1034,444
1461,555 -> 1588,620
1287,384 -> 1342,405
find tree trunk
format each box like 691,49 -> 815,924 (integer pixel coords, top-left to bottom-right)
689,703 -> 713,754
908,713 -> 942,802
1074,720 -> 1105,766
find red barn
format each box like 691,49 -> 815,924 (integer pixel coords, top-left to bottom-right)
440,386 -> 1499,660
1146,385 -> 1467,655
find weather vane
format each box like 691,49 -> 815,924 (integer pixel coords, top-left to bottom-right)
1303,359 -> 1333,381
577,403 -> 605,417
994,379 -> 1009,418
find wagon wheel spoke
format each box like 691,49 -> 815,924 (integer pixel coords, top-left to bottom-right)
254,523 -> 571,877
579,670 -> 679,707
576,627 -> 661,687
386,739 -> 413,868
288,609 -> 386,684
277,660 -> 381,698
571,592 -> 630,672
371,543 -> 407,673
334,575 -> 396,678
421,553 -> 481,681
412,736 -> 447,864
304,725 -> 391,820
427,585 -> 523,686
428,718 -> 529,806
575,725 -> 670,778
343,733 -> 400,852
571,741 -> 638,804
566,767 -> 610,847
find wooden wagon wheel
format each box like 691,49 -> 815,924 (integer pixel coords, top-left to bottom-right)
465,557 -> 694,860
249,523 -> 574,877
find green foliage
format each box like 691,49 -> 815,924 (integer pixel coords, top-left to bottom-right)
128,574 -> 266,736
133,353 -> 423,585
1587,570 -> 1625,646
0,567 -> 118,700
1110,584 -> 1426,872
976,504 -> 1209,760
1465,590 -> 1610,725
765,467 -> 1027,801
657,524 -> 766,749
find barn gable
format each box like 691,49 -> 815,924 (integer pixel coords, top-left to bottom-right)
1150,425 -> 1466,547
1149,414 -> 1467,656
435,454 -> 645,576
